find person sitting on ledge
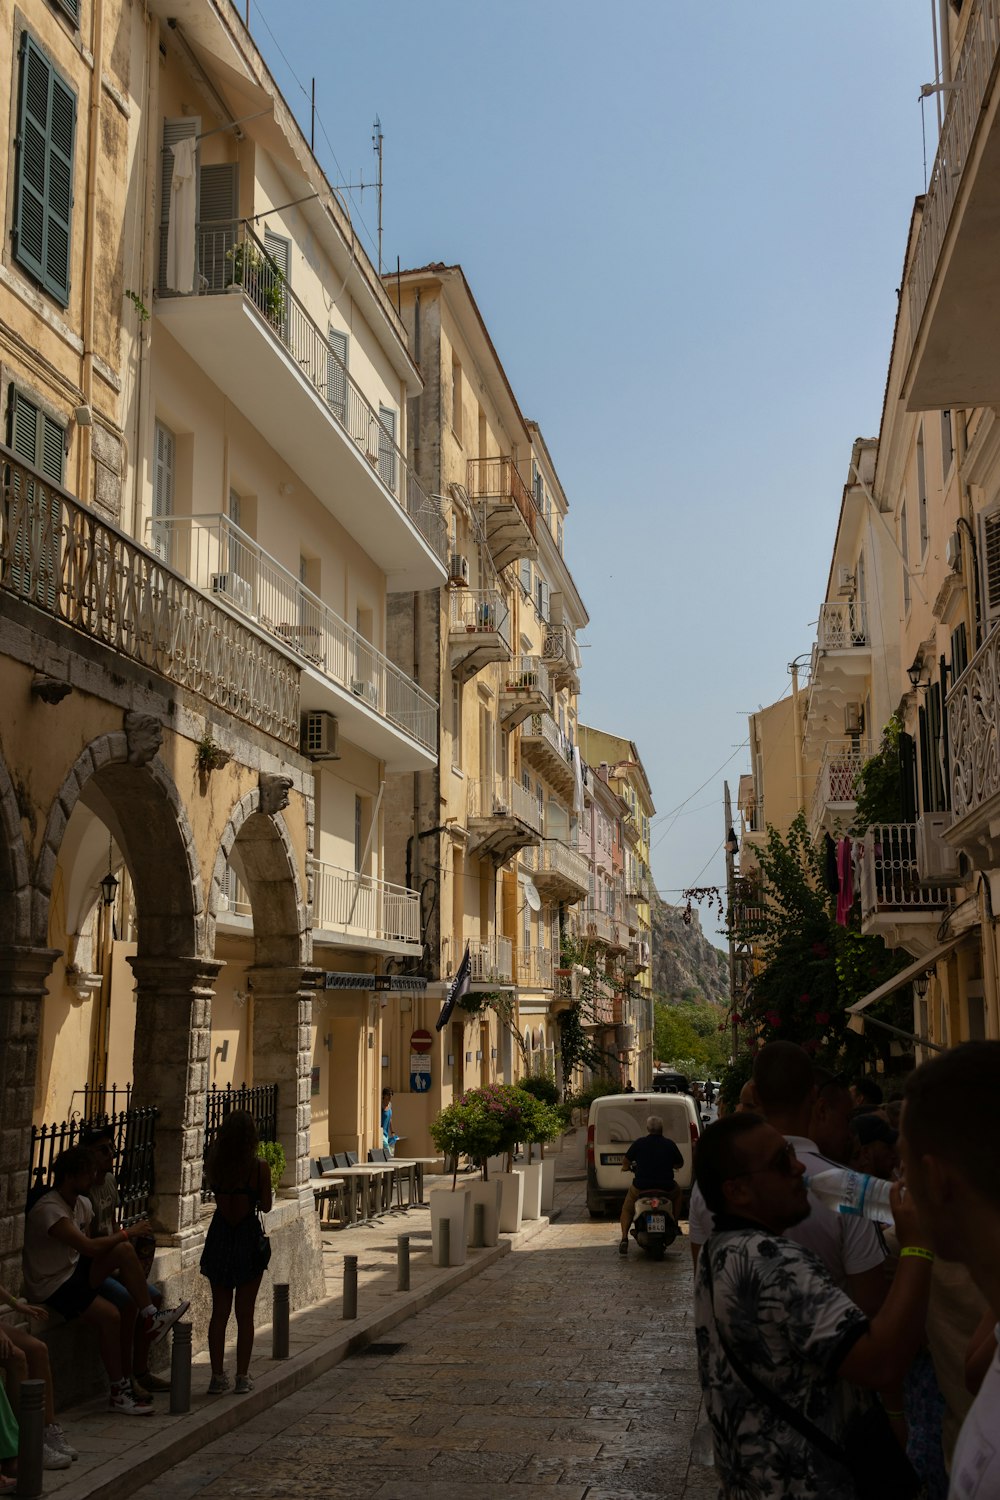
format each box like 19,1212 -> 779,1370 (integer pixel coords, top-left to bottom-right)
0,1279 -> 75,1468
21,1145 -> 188,1416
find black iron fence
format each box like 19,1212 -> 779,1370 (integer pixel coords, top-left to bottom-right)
28,1102 -> 159,1227
202,1082 -> 278,1201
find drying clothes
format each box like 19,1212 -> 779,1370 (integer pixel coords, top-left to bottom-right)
166,137 -> 197,293
835,838 -> 854,926
824,833 -> 839,896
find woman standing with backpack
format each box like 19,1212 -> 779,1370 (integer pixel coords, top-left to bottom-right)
200,1111 -> 272,1395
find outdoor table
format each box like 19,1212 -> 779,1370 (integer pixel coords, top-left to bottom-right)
389,1157 -> 437,1205
321,1163 -> 396,1223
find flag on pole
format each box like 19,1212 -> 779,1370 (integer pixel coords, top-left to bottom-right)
436,943 -> 471,1031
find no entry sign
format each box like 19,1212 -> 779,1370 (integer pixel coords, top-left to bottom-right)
409,1029 -> 433,1054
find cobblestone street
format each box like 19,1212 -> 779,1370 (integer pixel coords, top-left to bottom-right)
132,1168 -> 714,1500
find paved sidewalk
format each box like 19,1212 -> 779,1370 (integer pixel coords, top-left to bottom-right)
40,1151 -> 569,1500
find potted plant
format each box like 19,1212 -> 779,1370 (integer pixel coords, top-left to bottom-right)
428,1091 -> 501,1264
518,1077 -> 564,1216
226,241 -> 286,332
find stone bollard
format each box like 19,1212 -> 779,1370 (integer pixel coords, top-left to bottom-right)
440,1218 -> 450,1268
15,1379 -> 44,1498
397,1234 -> 410,1292
472,1202 -> 486,1248
343,1254 -> 358,1320
169,1322 -> 192,1414
272,1283 -> 290,1359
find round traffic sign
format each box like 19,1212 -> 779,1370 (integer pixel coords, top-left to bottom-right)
409,1029 -> 433,1054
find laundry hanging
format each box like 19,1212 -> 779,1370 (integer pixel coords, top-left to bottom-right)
166,137 -> 197,293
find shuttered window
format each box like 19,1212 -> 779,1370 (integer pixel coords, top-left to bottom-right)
981,508 -> 1000,629
327,328 -> 348,424
151,421 -> 174,562
13,33 -> 76,306
378,405 -> 397,492
158,118 -> 198,294
262,229 -> 289,340
951,621 -> 969,679
9,389 -> 64,481
53,0 -> 80,22
6,389 -> 65,604
199,161 -> 238,291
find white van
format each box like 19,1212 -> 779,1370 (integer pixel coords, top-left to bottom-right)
585,1093 -> 701,1219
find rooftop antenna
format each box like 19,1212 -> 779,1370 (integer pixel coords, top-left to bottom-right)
335,116 -> 384,274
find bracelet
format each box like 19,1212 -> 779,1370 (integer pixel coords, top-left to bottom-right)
900,1245 -> 935,1262
884,1409 -> 906,1418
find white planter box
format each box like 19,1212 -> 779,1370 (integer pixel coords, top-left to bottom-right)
429,1185 -> 471,1266
466,1178 -> 501,1247
540,1155 -> 556,1215
515,1161 -> 543,1220
495,1171 -> 524,1233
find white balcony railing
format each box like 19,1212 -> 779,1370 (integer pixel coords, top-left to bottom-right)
448,588 -> 511,648
524,839 -> 590,891
950,627 -> 1000,822
467,777 -> 543,832
153,514 -> 437,753
522,711 -> 574,766
859,826 -> 949,920
311,861 -> 421,946
468,935 -> 514,984
581,907 -> 614,944
817,601 -> 869,651
0,448 -> 298,746
908,0 -> 1000,344
501,655 -> 550,699
810,739 -> 868,834
517,946 -> 554,988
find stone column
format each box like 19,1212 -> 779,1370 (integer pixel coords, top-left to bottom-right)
247,966 -> 321,1203
0,946 -> 60,1288
128,955 -> 222,1244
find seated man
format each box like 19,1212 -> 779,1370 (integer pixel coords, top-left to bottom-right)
22,1145 -> 188,1415
80,1125 -> 168,1397
618,1115 -> 683,1255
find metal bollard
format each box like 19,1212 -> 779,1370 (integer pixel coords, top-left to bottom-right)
343,1254 -> 358,1320
169,1321 -> 192,1414
440,1217 -> 450,1268
473,1202 -> 486,1249
15,1379 -> 44,1499
397,1234 -> 410,1292
272,1283 -> 290,1359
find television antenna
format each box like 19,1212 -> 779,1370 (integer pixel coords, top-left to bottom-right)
335,116 -> 384,274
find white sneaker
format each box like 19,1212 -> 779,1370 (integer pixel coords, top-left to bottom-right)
42,1442 -> 73,1470
109,1383 -> 153,1415
44,1423 -> 78,1460
142,1300 -> 190,1346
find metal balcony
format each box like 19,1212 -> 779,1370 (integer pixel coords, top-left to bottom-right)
947,627 -> 1000,866
520,712 -> 576,797
153,514 -> 437,770
906,0 -> 1000,407
521,839 -> 589,903
499,656 -> 551,729
0,447 -> 298,746
581,907 -> 614,945
859,824 -> 950,955
466,457 -> 538,571
516,946 -> 554,989
156,221 -> 447,590
447,588 -> 511,681
542,623 -> 581,691
311,861 -> 421,955
468,935 -> 514,985
467,777 -> 542,863
809,739 -> 868,839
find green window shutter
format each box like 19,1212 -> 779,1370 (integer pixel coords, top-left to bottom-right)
10,388 -> 39,467
54,0 -> 80,22
6,389 -> 64,605
13,34 -> 76,306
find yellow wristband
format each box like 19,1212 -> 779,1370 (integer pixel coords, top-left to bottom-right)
884,1409 -> 905,1418
900,1245 -> 935,1262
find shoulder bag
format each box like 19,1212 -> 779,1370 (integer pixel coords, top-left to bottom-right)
703,1242 -> 919,1500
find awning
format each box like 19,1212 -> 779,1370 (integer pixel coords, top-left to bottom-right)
845,935 -> 966,1016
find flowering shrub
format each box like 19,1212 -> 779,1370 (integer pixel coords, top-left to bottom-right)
429,1083 -> 540,1185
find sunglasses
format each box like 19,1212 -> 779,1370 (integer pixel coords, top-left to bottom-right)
731,1141 -> 800,1179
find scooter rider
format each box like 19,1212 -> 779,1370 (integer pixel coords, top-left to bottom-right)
619,1115 -> 683,1255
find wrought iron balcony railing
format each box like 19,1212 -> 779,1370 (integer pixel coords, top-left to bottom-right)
817,601 -> 869,651
311,860 -> 421,946
467,777 -> 542,832
447,587 -> 511,648
522,838 -> 590,892
167,220 -> 447,566
0,447 -> 298,746
859,824 -> 950,920
466,457 -> 536,536
151,514 -> 437,753
950,627 -> 1000,823
517,946 -> 554,988
468,934 -> 513,984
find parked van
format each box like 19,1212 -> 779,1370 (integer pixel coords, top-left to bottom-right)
586,1093 -> 701,1219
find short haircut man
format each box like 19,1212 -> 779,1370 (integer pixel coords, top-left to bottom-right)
851,1077 -> 883,1112
645,1115 -> 663,1135
902,1041 -> 1000,1497
52,1145 -> 95,1187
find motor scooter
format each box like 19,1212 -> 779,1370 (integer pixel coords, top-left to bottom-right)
629,1188 -> 679,1259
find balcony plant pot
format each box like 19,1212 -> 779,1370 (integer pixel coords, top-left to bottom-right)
495,1170 -> 525,1233
466,1177 -> 501,1247
429,1185 -> 471,1267
514,1160 -> 543,1220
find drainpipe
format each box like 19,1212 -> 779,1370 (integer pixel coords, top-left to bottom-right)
790,660 -> 805,813
131,9 -> 160,541
939,0 -> 953,90
77,0 -> 105,505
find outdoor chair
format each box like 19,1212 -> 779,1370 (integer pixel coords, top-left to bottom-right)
310,1157 -> 347,1227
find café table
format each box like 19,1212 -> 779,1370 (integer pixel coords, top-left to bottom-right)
321,1163 -> 397,1224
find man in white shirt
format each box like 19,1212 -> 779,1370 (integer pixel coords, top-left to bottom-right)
901,1041 -> 1000,1499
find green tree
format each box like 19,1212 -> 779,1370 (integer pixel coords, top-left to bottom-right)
653,1000 -> 728,1074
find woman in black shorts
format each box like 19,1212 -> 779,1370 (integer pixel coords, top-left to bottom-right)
200,1110 -> 272,1394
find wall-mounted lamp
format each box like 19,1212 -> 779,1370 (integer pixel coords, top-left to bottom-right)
913,972 -> 931,999
100,834 -> 119,907
907,657 -> 929,691
323,1033 -> 332,1050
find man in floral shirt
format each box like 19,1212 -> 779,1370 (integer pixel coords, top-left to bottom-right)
694,1114 -> 934,1498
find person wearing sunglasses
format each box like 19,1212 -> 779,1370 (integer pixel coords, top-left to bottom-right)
694,1113 -> 933,1499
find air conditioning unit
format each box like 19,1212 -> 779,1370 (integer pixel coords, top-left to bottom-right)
351,678 -> 378,707
946,531 -> 963,572
300,710 -> 340,760
211,572 -> 254,613
836,566 -> 856,595
448,553 -> 470,586
844,702 -> 863,735
915,812 -> 962,885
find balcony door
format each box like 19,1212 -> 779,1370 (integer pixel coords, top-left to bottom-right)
199,162 -> 238,291
377,405 -> 397,493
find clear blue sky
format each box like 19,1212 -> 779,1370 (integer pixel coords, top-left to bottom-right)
253,0 -> 935,946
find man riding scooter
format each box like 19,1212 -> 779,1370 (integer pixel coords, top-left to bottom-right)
618,1115 -> 684,1255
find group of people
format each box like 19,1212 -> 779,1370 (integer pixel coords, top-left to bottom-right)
0,1108 -> 272,1487
690,1039 -> 1000,1499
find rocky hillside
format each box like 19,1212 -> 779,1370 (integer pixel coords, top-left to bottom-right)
651,895 -> 729,1006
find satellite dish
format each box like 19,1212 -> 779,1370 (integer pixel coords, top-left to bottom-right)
523,878 -> 542,912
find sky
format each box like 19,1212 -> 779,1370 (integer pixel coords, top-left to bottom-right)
250,0 -> 936,947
